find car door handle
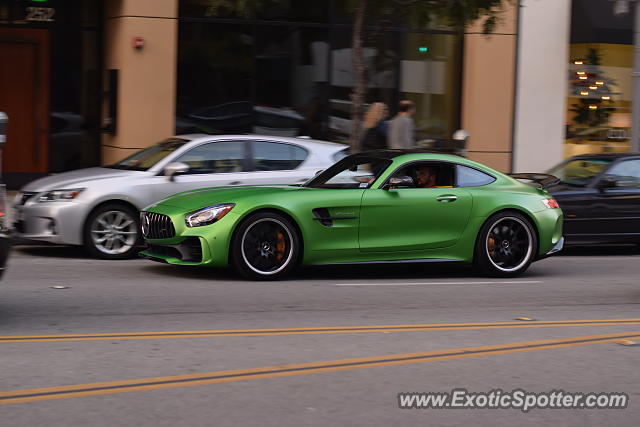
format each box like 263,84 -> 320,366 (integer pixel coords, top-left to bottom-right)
229,181 -> 242,185
436,195 -> 458,203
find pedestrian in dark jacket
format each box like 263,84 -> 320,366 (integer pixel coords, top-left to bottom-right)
361,102 -> 389,151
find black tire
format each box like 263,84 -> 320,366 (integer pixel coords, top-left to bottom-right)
231,211 -> 300,280
83,203 -> 141,260
474,211 -> 538,277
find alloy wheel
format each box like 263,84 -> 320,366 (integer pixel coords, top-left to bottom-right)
485,216 -> 534,273
90,210 -> 138,255
241,218 -> 294,275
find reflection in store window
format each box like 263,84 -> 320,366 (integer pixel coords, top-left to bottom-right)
565,0 -> 634,158
400,32 -> 461,142
176,5 -> 462,146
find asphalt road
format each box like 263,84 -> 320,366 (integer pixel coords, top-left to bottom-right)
1,244 -> 639,426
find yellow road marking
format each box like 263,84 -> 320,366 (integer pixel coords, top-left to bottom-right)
1,331 -> 638,405
1,318 -> 640,343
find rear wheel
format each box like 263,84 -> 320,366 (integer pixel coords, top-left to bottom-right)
231,212 -> 300,280
474,211 -> 537,277
83,203 -> 141,260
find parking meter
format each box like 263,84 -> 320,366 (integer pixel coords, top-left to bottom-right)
0,112 -> 7,147
0,111 -> 6,175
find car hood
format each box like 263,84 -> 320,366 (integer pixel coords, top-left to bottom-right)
149,185 -> 311,211
22,168 -> 145,192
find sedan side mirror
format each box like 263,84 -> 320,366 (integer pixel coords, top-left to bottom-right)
164,162 -> 189,181
596,177 -> 617,190
386,176 -> 414,189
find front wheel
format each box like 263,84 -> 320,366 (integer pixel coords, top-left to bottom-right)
474,212 -> 537,277
231,212 -> 300,280
83,203 -> 141,260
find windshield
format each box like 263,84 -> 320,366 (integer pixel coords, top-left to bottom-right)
304,155 -> 391,189
107,138 -> 188,171
547,158 -> 612,187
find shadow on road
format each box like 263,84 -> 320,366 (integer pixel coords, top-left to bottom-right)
12,243 -> 638,283
140,261 -> 555,282
13,245 -> 91,259
559,244 -> 640,257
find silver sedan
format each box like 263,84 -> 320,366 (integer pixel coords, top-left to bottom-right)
13,134 -> 347,259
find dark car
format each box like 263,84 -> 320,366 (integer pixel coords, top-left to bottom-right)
546,153 -> 640,245
0,184 -> 9,279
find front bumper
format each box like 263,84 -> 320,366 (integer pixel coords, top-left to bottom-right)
138,206 -> 239,267
139,236 -> 208,265
12,199 -> 88,245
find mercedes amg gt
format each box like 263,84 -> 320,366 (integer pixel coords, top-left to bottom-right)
140,150 -> 564,279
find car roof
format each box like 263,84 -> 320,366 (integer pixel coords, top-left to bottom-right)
176,134 -> 348,151
566,152 -> 640,160
349,149 -> 464,161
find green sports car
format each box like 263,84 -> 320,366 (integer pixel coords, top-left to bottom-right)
139,150 -> 564,279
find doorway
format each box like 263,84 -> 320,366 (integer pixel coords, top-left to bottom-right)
0,27 -> 49,187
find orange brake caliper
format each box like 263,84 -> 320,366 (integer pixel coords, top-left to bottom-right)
276,232 -> 286,260
487,235 -> 496,255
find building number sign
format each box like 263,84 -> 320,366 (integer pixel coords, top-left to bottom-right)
25,7 -> 55,22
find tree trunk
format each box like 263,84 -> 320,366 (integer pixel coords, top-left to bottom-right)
350,0 -> 368,152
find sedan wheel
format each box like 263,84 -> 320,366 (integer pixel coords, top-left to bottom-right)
84,204 -> 141,259
475,212 -> 537,277
232,212 -> 300,280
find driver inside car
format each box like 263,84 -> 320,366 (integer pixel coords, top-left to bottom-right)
415,165 -> 439,188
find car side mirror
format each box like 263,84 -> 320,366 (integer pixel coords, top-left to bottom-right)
164,162 -> 189,181
386,176 -> 414,189
315,169 -> 323,176
597,177 -> 617,190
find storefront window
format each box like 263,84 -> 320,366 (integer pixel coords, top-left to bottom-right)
399,32 -> 462,141
180,0 -> 329,22
177,23 -> 253,134
565,0 -> 634,158
329,29 -> 398,143
49,0 -> 101,172
177,2 -> 462,146
255,26 -> 329,138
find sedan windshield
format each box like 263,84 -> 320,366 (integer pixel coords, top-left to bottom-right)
107,138 -> 188,171
547,158 -> 612,187
304,155 -> 391,189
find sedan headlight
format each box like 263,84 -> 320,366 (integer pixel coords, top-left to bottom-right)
38,189 -> 84,202
185,204 -> 235,227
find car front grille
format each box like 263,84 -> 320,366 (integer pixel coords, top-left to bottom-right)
141,211 -> 176,239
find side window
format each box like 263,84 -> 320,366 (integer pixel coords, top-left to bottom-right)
456,165 -> 495,187
602,160 -> 640,188
391,162 -> 455,188
333,148 -> 349,162
174,141 -> 245,174
252,141 -> 308,171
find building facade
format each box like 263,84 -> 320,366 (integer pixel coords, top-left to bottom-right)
0,0 -> 634,188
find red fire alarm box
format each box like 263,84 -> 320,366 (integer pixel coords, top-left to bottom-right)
132,37 -> 144,49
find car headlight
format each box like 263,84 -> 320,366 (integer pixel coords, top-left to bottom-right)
38,189 -> 84,202
185,203 -> 235,227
